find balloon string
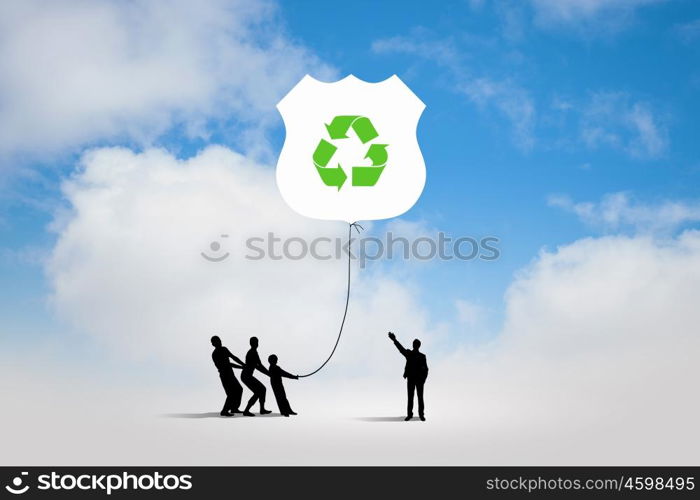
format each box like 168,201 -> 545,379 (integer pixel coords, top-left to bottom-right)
298,221 -> 362,378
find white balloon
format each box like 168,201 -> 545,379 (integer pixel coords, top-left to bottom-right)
276,75 -> 426,223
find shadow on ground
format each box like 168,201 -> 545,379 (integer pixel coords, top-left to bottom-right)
162,412 -> 286,419
354,416 -> 413,422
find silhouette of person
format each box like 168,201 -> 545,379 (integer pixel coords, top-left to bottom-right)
210,335 -> 245,417
388,332 -> 428,421
267,354 -> 298,417
241,336 -> 271,416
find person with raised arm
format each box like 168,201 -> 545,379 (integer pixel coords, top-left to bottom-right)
388,331 -> 428,421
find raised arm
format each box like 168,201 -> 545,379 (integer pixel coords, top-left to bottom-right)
388,332 -> 408,356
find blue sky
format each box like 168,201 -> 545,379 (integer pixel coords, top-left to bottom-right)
280,0 -> 700,324
1,0 -> 700,349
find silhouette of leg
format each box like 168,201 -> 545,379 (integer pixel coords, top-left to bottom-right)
272,385 -> 293,416
228,374 -> 243,413
220,372 -> 241,416
282,397 -> 294,415
281,397 -> 294,415
243,393 -> 258,415
221,394 -> 234,416
243,376 -> 270,415
406,379 -> 415,420
258,386 -> 271,414
221,383 -> 231,414
417,381 -> 425,420
242,374 -> 259,416
231,382 -> 243,413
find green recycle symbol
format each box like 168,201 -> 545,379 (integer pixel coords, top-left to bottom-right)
312,115 -> 388,191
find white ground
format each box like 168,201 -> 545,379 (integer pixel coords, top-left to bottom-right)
1,362 -> 696,466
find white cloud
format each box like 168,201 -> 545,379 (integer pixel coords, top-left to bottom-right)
549,192 -> 700,233
467,0 -> 486,10
675,18 -> 700,43
0,0 -> 334,161
454,299 -> 485,327
371,36 -> 459,68
580,92 -> 667,158
46,145 -> 444,380
494,1 -> 527,42
372,35 -> 536,151
460,0 -> 664,35
530,0 -> 665,32
32,186 -> 700,462
428,231 -> 700,462
39,144 -> 700,464
458,77 -> 535,150
373,38 -> 668,158
474,231 -> 700,444
2,0 -> 697,466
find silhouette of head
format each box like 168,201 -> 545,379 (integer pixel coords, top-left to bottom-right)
211,335 -> 222,348
250,336 -> 259,348
268,354 -> 278,366
413,339 -> 421,350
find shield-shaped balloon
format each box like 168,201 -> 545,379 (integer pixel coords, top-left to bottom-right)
276,75 -> 426,223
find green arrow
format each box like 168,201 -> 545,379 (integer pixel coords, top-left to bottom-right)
325,116 -> 358,140
352,166 -> 385,186
314,115 -> 386,191
365,144 -> 388,166
316,163 -> 347,191
351,117 -> 379,143
312,139 -> 337,167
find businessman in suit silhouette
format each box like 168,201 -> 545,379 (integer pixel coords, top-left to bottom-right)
210,335 -> 245,417
388,332 -> 428,421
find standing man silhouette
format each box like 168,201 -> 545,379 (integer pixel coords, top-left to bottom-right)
388,332 -> 428,421
241,336 -> 272,416
210,335 -> 245,417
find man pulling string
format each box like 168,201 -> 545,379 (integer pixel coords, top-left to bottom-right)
210,222 -> 362,417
